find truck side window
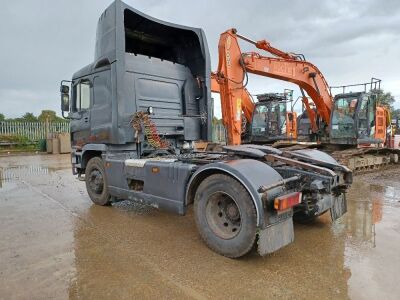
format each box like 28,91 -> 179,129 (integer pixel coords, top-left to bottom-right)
73,80 -> 91,111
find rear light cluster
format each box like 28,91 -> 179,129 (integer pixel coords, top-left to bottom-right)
274,192 -> 302,211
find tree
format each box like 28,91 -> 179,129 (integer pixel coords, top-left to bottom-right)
21,112 -> 38,122
372,89 -> 396,110
9,112 -> 38,122
212,116 -> 223,125
38,110 -> 64,122
393,109 -> 400,120
0,113 -> 4,122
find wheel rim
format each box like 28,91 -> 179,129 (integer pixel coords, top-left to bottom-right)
205,192 -> 242,240
88,168 -> 104,195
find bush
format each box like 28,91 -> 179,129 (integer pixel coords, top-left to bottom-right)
0,135 -> 38,151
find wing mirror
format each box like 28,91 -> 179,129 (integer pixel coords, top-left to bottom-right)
60,83 -> 70,116
61,93 -> 70,112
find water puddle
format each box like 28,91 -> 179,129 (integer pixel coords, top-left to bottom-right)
0,165 -> 58,189
341,174 -> 400,299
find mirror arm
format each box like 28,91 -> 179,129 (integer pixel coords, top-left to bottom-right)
61,110 -> 69,119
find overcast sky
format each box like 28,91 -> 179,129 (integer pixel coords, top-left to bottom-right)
1,0 -> 399,118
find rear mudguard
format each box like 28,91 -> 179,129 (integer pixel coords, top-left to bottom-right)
293,149 -> 339,164
186,159 -> 285,228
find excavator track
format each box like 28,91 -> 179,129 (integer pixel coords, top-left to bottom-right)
330,148 -> 400,173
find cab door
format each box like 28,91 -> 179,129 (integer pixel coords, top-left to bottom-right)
356,94 -> 376,142
356,95 -> 369,140
70,78 -> 92,145
91,70 -> 112,142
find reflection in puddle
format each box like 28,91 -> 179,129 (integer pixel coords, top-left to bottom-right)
344,177 -> 400,299
0,165 -> 54,188
345,186 -> 383,247
344,181 -> 400,247
382,185 -> 400,205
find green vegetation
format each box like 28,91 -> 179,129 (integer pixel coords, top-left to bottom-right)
38,110 -> 64,122
0,134 -> 38,152
372,89 -> 396,110
21,112 -> 38,122
0,110 -> 65,122
0,110 -> 68,153
393,109 -> 400,120
212,116 -> 223,125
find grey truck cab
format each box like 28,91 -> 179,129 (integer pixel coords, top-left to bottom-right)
60,0 -> 352,258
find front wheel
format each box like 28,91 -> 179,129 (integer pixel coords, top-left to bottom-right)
194,174 -> 257,258
85,157 -> 111,206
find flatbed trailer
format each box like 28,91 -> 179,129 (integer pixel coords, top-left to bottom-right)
60,0 -> 352,258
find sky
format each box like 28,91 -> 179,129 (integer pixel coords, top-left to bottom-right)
0,0 -> 399,118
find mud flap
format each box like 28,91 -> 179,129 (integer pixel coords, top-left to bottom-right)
258,217 -> 294,256
330,193 -> 347,221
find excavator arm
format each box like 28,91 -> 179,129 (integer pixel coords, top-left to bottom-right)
211,73 -> 254,145
211,30 -> 256,145
213,28 -> 333,145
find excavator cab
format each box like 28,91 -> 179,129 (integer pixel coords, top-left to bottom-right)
296,108 -> 319,142
330,92 -> 380,145
329,78 -> 385,146
250,93 -> 296,143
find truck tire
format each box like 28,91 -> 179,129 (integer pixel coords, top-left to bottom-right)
194,174 -> 257,258
85,157 -> 111,206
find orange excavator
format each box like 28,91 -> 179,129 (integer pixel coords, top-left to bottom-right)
211,29 -> 398,171
211,29 -> 390,146
211,28 -> 332,145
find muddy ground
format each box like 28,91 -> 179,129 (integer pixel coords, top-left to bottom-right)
0,154 -> 399,299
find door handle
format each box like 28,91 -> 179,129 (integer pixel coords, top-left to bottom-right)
84,117 -> 89,123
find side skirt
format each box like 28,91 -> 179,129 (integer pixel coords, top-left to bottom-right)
108,186 -> 185,215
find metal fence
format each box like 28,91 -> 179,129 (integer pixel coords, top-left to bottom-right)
212,123 -> 226,143
0,120 -> 224,143
0,122 -> 70,141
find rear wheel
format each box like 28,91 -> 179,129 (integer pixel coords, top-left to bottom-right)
194,174 -> 257,258
85,157 -> 111,206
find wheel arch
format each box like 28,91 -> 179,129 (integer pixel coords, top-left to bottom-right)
81,144 -> 107,169
186,159 -> 284,227
82,150 -> 102,169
